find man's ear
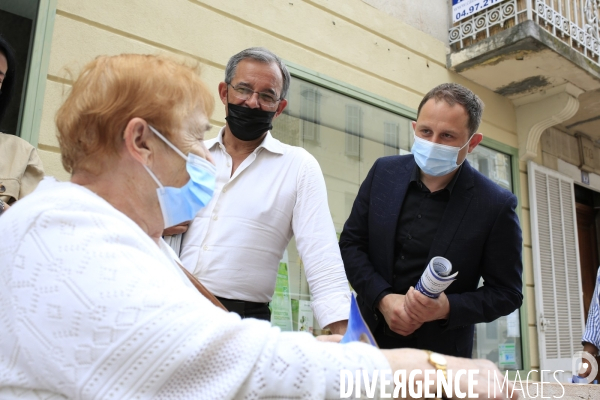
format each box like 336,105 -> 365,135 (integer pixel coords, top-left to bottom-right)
218,82 -> 228,107
123,118 -> 153,165
411,121 -> 417,131
273,98 -> 288,119
467,132 -> 483,152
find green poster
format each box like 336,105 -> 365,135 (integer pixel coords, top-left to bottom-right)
270,251 -> 293,331
498,343 -> 517,370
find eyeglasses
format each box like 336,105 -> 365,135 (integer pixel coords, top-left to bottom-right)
228,83 -> 281,109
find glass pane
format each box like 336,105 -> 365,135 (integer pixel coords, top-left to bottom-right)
274,78 -> 413,235
467,144 -> 513,192
273,77 -> 412,333
467,146 -> 522,370
273,77 -> 522,370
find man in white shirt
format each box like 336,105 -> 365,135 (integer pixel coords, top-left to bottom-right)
179,47 -> 350,334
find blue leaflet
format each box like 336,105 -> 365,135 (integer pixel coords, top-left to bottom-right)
340,293 -> 378,347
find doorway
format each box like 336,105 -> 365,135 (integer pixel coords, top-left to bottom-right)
575,184 -> 600,321
0,0 -> 40,136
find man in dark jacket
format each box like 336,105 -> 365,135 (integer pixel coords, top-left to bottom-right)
340,83 -> 523,357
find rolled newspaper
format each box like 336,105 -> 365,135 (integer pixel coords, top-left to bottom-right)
414,256 -> 458,298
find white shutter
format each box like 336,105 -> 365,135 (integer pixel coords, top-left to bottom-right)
528,161 -> 585,382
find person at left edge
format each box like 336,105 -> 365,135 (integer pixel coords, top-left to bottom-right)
179,47 -> 350,333
0,35 -> 44,217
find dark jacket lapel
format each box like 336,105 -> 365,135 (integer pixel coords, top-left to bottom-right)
381,156 -> 415,270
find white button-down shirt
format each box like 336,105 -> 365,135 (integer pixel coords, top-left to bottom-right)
180,128 -> 350,328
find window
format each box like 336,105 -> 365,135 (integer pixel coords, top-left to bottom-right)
300,87 -> 321,143
272,77 -> 413,333
468,145 -> 522,370
383,121 -> 400,156
345,105 -> 361,157
467,146 -> 512,191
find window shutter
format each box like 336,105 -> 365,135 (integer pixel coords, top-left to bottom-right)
300,88 -> 320,143
383,122 -> 400,156
528,161 -> 585,382
345,105 -> 361,157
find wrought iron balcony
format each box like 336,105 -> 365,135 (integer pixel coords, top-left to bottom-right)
450,0 -> 600,65
448,0 -> 600,146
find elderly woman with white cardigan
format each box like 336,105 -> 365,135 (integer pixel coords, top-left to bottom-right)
0,54 -> 510,399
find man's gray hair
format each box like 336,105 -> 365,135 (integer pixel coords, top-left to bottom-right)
224,47 -> 291,100
417,83 -> 484,136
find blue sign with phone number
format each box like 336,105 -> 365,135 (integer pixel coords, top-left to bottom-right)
452,0 -> 505,22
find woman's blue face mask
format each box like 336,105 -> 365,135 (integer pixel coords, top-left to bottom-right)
144,125 -> 216,229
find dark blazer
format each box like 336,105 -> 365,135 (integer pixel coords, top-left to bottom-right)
339,154 -> 523,357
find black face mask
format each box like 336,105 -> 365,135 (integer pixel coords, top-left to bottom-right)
225,103 -> 276,141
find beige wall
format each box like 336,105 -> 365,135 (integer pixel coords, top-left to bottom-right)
40,0 -> 518,178
38,0 -> 531,363
362,0 -> 451,45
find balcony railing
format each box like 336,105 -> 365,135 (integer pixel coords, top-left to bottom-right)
449,0 -> 600,65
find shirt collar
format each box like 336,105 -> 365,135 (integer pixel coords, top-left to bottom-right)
410,163 -> 463,194
207,126 -> 285,155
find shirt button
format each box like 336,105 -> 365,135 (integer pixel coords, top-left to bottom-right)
203,245 -> 209,251
227,162 -> 231,167
222,188 -> 227,193
0,185 -> 4,193
212,215 -> 218,221
401,256 -> 405,260
417,214 -> 422,219
407,234 -> 412,240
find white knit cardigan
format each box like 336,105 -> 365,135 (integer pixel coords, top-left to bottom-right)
0,178 -> 389,399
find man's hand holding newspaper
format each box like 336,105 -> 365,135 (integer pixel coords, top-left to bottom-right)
379,257 -> 457,336
404,256 -> 457,324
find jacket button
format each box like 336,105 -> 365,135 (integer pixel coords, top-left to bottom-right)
374,314 -> 378,321
0,185 -> 5,193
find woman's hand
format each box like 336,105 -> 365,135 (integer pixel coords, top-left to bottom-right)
316,334 -> 343,343
381,349 -> 515,399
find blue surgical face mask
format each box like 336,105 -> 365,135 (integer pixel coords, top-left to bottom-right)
411,133 -> 472,177
144,126 -> 216,228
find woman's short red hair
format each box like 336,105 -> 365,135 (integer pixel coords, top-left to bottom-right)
56,54 -> 214,174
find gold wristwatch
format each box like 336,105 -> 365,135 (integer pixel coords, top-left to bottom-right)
425,350 -> 448,399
